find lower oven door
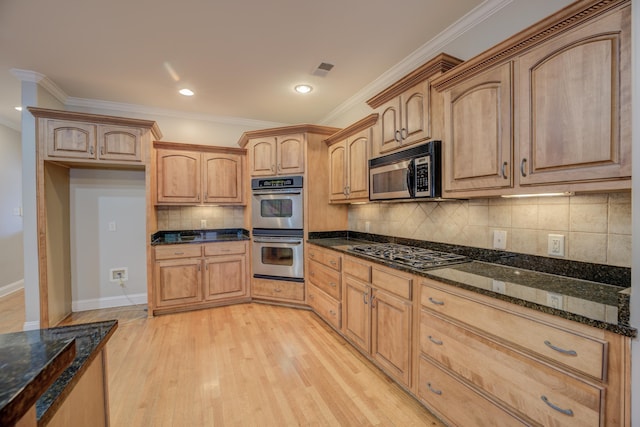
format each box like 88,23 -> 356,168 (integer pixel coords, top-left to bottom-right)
252,236 -> 304,280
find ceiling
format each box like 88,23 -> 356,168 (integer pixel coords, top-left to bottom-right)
0,0 -> 492,130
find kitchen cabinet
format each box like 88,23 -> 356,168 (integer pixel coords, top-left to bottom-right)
152,241 -> 249,314
307,245 -> 342,329
342,255 -> 413,387
433,0 -> 631,197
155,142 -> 245,205
418,277 -> 629,426
325,114 -> 377,203
366,53 -> 462,158
251,278 -> 305,302
247,133 -> 304,176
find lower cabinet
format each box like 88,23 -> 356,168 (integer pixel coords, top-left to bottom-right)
153,241 -> 249,314
307,245 -> 342,328
251,278 -> 305,303
342,255 -> 413,388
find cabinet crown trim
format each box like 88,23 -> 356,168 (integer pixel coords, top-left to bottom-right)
324,114 -> 379,146
432,0 -> 630,91
237,124 -> 341,148
27,107 -> 163,139
154,140 -> 246,154
366,53 -> 462,108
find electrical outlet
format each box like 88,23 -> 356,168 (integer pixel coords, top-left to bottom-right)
547,292 -> 563,309
200,219 -> 207,228
548,234 -> 565,257
493,230 -> 507,250
492,279 -> 506,294
108,221 -> 117,232
109,267 -> 128,282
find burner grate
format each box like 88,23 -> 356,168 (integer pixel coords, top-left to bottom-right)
349,243 -> 468,270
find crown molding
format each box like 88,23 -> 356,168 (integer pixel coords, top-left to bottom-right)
66,96 -> 288,129
10,68 -> 69,105
318,0 -> 513,125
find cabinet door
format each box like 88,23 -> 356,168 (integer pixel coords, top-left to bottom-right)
250,138 -> 277,176
443,62 -> 513,193
154,258 -> 202,308
204,255 -> 247,301
328,142 -> 347,201
45,120 -> 97,160
277,133 -> 305,175
202,153 -> 243,204
98,125 -> 142,162
342,276 -> 371,353
517,6 -> 631,186
156,149 -> 201,204
346,131 -> 370,200
400,81 -> 430,146
377,98 -> 402,155
371,289 -> 412,387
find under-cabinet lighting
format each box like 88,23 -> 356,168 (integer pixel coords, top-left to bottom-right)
501,192 -> 574,198
179,88 -> 194,96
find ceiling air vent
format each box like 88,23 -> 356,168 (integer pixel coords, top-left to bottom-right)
312,62 -> 334,77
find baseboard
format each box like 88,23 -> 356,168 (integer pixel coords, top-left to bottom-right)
72,293 -> 148,312
0,279 -> 24,298
23,320 -> 41,331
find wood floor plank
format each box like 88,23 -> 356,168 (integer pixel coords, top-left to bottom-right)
36,302 -> 445,426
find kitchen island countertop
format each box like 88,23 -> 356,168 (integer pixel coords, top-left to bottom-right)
308,232 -> 635,337
0,320 -> 117,426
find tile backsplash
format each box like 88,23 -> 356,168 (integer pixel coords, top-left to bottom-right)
348,192 -> 631,267
156,206 -> 245,230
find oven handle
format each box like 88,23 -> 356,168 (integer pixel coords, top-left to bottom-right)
254,239 -> 303,245
252,190 -> 302,195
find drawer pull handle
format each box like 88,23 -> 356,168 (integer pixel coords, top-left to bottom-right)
544,340 -> 577,356
310,253 -> 315,258
428,336 -> 443,345
329,282 -> 336,287
330,260 -> 336,266
428,297 -> 444,306
427,382 -> 442,396
274,288 -> 282,293
310,272 -> 315,277
363,291 -> 369,305
541,395 -> 574,416
370,294 -> 376,308
309,294 -> 314,299
329,310 -> 336,316
174,252 -> 185,255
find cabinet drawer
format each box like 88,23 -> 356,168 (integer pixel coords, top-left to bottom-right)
204,241 -> 246,256
154,244 -> 203,260
418,356 -> 527,427
420,310 -> 602,427
344,256 -> 371,283
252,278 -> 304,302
372,266 -> 412,300
308,283 -> 341,330
421,283 -> 607,379
307,246 -> 341,271
308,259 -> 341,300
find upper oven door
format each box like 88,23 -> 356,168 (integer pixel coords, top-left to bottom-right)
369,158 -> 412,200
251,189 -> 303,229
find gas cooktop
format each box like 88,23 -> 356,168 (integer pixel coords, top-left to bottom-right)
348,243 -> 469,270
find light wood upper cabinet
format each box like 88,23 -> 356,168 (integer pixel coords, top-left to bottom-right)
45,120 -> 97,160
517,4 -> 631,186
442,62 -> 513,193
325,115 -> 377,203
248,134 -> 304,176
433,0 -> 631,197
155,142 -> 245,205
98,125 -> 143,162
367,54 -> 462,158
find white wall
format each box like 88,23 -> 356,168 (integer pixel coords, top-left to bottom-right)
69,169 -> 147,310
0,123 -> 23,295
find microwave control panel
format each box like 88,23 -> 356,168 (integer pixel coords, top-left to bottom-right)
414,155 -> 431,196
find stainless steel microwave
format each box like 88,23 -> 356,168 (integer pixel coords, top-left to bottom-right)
369,141 -> 441,201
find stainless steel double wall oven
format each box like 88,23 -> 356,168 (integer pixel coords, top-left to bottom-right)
251,176 -> 304,281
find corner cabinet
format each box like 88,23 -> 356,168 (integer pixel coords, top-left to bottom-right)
367,53 -> 462,157
325,114 -> 377,203
152,241 -> 249,314
155,142 -> 245,205
433,0 -> 631,197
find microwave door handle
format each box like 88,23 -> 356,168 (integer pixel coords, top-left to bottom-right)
406,160 -> 415,197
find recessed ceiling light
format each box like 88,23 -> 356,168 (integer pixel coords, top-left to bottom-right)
179,88 -> 194,96
295,84 -> 313,94
14,106 -> 22,111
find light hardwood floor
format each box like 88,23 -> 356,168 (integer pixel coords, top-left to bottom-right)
1,294 -> 444,426
0,289 -> 25,334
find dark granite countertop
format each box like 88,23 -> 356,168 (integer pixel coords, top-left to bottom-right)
0,320 -> 118,426
308,231 -> 636,337
151,228 -> 250,245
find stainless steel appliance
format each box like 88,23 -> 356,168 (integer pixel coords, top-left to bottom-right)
349,243 -> 468,270
251,176 -> 303,230
369,141 -> 441,201
252,229 -> 304,280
